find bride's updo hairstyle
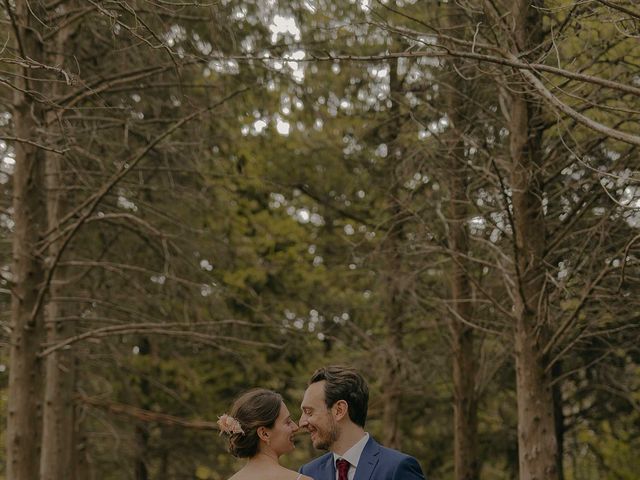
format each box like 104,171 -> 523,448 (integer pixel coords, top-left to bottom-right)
226,388 -> 283,458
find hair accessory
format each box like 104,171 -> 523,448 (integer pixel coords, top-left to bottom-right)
217,414 -> 244,435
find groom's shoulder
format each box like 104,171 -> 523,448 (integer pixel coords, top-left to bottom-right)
301,451 -> 333,471
371,439 -> 420,468
373,441 -> 425,478
378,443 -> 416,463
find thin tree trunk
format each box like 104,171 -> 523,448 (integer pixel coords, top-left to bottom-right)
553,362 -> 565,480
380,56 -> 406,450
509,2 -> 560,479
135,337 -> 152,480
7,141 -> 47,480
513,314 -> 558,480
448,174 -> 479,480
381,310 -> 403,449
135,425 -> 150,480
40,3 -> 80,476
41,158 -> 78,480
6,2 -> 48,478
74,427 -> 92,480
443,6 -> 479,479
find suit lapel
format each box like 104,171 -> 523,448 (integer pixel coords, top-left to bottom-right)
321,453 -> 336,480
353,437 -> 380,480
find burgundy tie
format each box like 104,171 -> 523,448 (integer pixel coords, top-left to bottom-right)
336,458 -> 350,480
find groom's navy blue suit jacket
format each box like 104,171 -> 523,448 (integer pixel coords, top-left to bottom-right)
299,436 -> 425,480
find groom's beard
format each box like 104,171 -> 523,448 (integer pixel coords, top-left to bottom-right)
314,417 -> 339,450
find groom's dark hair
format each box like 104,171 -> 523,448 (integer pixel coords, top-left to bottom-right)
309,365 -> 369,427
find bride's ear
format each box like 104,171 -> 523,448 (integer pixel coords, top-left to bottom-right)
257,426 -> 270,444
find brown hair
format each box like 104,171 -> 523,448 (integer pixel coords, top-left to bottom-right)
226,388 -> 283,458
309,365 -> 369,427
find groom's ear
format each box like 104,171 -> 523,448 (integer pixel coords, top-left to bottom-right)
332,399 -> 349,421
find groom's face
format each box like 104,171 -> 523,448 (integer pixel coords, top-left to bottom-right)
299,381 -> 339,450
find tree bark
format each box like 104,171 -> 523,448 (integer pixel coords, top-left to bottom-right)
135,337 -> 152,480
381,309 -> 403,449
6,2 -> 48,478
553,362 -> 565,480
40,4 -> 81,476
508,2 -> 560,479
7,138 -> 47,480
448,168 -> 479,480
135,425 -> 150,480
442,6 -> 479,479
380,56 -> 406,450
40,157 -> 78,480
74,427 -> 92,480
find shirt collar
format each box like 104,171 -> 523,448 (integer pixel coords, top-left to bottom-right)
332,433 -> 370,469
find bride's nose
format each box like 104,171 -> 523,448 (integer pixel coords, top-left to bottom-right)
291,421 -> 299,432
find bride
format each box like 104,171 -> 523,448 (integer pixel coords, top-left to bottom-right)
218,388 -> 314,480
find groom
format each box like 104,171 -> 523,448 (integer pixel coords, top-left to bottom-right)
299,366 -> 425,480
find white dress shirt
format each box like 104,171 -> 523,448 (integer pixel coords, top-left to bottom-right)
332,433 -> 370,480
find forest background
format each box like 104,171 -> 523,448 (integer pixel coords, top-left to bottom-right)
1,1 -> 639,479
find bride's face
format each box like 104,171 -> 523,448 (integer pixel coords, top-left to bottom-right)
267,402 -> 300,456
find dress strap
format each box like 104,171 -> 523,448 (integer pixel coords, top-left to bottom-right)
296,474 -> 302,480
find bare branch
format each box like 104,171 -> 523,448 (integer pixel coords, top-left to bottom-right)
618,234 -> 640,291
79,395 -> 219,430
205,45 -> 640,98
0,135 -> 69,154
543,265 -> 617,364
594,0 -> 640,20
0,56 -> 75,84
518,66 -> 640,147
39,321 -> 283,357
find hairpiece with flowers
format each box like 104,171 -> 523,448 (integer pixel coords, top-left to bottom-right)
217,413 -> 244,436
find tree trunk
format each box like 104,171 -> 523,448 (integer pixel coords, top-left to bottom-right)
40,4 -> 80,476
135,425 -> 150,480
443,6 -> 479,479
553,362 -> 565,480
513,319 -> 558,480
380,56 -> 406,450
381,313 -> 403,449
74,427 -> 92,480
509,2 -> 560,479
7,142 -> 47,480
6,3 -> 48,478
41,158 -> 78,480
135,337 -> 152,480
448,173 -> 479,480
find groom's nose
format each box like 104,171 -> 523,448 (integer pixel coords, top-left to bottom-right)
299,414 -> 308,429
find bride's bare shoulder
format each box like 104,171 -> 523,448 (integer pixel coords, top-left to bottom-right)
227,468 -> 312,480
287,468 -> 315,480
285,470 -> 313,480
279,467 -> 313,480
